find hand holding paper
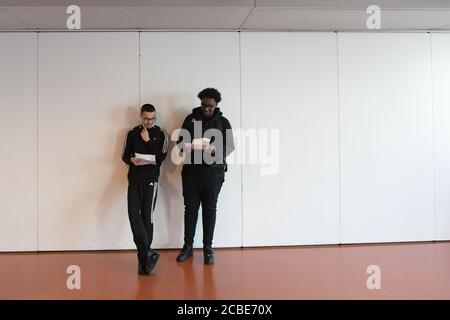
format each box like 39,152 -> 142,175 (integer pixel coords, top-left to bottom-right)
185,138 -> 211,151
134,153 -> 156,165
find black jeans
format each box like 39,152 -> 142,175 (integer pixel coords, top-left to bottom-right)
182,169 -> 225,249
127,181 -> 159,258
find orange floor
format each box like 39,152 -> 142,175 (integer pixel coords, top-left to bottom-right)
1,241 -> 450,300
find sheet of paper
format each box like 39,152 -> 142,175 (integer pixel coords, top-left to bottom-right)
135,153 -> 156,165
190,138 -> 210,150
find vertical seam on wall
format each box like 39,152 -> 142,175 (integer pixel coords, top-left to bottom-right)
336,31 -> 343,245
36,32 -> 40,252
429,32 -> 437,241
239,31 -> 244,248
138,31 -> 141,108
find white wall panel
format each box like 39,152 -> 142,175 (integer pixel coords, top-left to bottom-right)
0,33 -> 37,251
339,33 -> 434,243
140,32 -> 242,248
38,33 -> 139,250
432,33 -> 450,240
241,32 -> 341,246
1,30 -> 446,252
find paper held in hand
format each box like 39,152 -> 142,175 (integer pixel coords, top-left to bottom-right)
135,153 -> 156,165
185,138 -> 211,150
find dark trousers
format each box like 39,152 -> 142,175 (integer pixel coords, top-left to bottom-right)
127,181 -> 159,258
182,170 -> 225,249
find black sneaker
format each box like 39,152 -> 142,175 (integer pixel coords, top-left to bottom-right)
138,255 -> 149,275
204,249 -> 214,265
176,245 -> 193,262
147,250 -> 160,273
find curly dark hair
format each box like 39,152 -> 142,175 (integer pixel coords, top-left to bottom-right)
197,88 -> 222,103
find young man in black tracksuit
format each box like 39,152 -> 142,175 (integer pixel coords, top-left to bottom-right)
176,88 -> 235,265
122,104 -> 168,275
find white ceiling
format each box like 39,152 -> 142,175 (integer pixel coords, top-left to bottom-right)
1,0 -> 450,31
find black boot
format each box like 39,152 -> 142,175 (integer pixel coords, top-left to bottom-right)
176,245 -> 193,262
138,253 -> 149,275
147,249 -> 159,273
203,247 -> 214,265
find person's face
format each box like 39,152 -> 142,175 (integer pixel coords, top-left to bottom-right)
141,111 -> 157,129
201,97 -> 217,118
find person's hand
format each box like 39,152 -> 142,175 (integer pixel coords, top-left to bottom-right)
130,157 -> 142,166
140,127 -> 150,142
205,144 -> 216,154
183,143 -> 192,153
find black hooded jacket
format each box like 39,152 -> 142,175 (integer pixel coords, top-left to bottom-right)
177,107 -> 235,175
122,125 -> 168,183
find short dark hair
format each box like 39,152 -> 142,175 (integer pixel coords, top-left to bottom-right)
141,104 -> 155,114
197,88 -> 222,103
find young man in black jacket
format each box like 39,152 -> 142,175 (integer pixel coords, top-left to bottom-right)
122,104 -> 168,275
176,88 -> 235,265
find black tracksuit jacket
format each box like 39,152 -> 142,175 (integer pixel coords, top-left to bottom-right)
122,125 -> 168,183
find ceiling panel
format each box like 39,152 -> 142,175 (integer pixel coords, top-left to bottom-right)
2,6 -> 253,29
1,1 -> 450,31
255,0 -> 450,9
0,9 -> 29,29
243,8 -> 450,31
